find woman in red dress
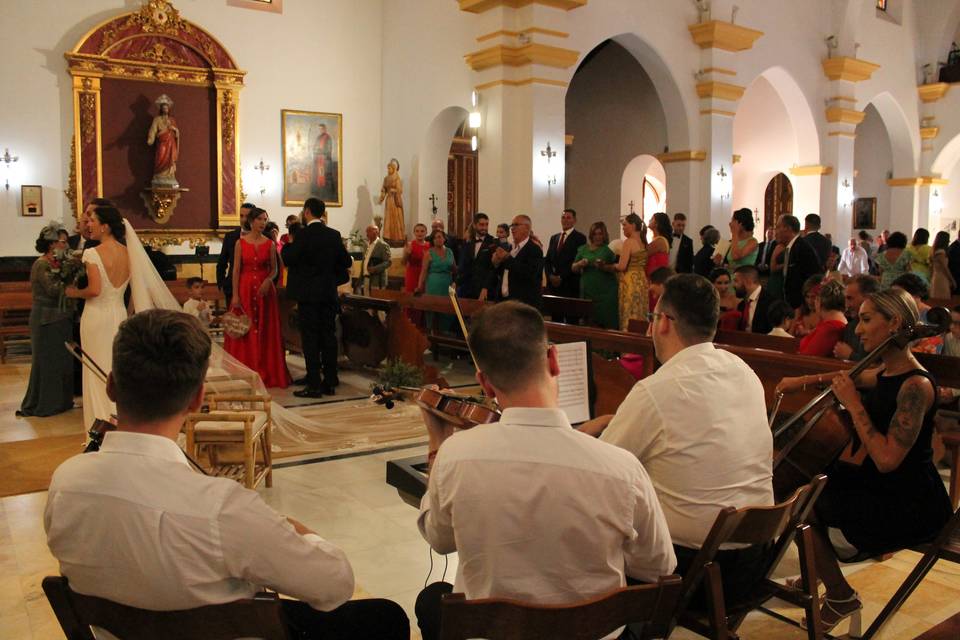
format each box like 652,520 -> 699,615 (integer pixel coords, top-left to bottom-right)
402,223 -> 430,324
646,212 -> 671,310
225,208 -> 291,388
798,279 -> 847,357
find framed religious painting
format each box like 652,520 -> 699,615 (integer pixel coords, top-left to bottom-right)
21,185 -> 43,217
853,197 -> 877,230
281,110 -> 343,207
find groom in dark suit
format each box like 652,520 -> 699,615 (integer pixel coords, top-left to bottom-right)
544,209 -> 587,319
670,213 -> 694,273
281,198 -> 352,398
777,214 -> 822,309
457,213 -> 499,299
216,202 -> 256,304
489,214 -> 544,309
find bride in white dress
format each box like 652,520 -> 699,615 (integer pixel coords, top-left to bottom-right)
66,206 -> 129,428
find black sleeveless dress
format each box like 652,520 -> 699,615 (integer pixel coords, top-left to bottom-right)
814,369 -> 952,555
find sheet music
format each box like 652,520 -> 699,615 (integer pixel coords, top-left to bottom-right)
555,341 -> 590,425
713,238 -> 730,260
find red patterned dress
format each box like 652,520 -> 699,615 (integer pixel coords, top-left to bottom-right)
224,239 -> 291,388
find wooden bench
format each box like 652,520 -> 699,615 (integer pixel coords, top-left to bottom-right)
541,294 -> 594,325
0,290 -> 33,363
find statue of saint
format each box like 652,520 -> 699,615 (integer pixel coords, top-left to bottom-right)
377,159 -> 405,245
147,94 -> 180,188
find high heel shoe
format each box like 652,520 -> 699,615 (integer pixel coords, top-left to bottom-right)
801,591 -> 863,638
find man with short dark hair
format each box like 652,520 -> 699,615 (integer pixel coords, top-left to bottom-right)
833,274 -> 880,360
416,301 -> 675,640
777,214 -> 823,309
45,310 -> 408,639
670,213 -> 694,273
733,265 -> 775,334
457,212 -> 498,299
283,197 -> 353,397
803,213 -> 831,269
217,202 -> 255,303
755,227 -> 777,274
583,274 -> 773,607
545,208 -> 587,304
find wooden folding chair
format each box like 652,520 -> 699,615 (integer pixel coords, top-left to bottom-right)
860,506 -> 960,639
671,474 -> 828,640
439,575 -> 683,640
42,576 -> 291,640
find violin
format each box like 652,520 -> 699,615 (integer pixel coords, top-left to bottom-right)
770,307 -> 950,500
372,385 -> 500,429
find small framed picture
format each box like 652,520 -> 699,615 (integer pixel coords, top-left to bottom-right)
853,197 -> 877,230
21,185 -> 43,217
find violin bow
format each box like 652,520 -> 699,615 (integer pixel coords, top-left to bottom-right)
448,285 -> 482,374
65,341 -> 108,385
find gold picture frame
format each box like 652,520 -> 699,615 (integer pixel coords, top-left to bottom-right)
21,185 -> 43,217
854,197 -> 877,230
281,109 -> 342,207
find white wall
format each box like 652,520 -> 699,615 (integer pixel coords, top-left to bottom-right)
854,105 -> 894,233
565,40 -> 667,237
0,0 -> 383,256
732,76 -> 799,231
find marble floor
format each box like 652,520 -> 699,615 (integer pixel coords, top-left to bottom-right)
2,347 -> 960,639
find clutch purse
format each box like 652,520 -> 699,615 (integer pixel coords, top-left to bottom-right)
222,307 -> 251,339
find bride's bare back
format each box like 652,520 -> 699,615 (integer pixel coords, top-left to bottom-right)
95,240 -> 130,289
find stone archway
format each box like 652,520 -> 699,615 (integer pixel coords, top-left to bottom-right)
418,106 -> 470,235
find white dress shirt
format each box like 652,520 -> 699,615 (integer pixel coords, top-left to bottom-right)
419,407 -> 676,606
839,246 -> 869,277
601,342 -> 773,549
768,327 -> 793,338
182,298 -> 211,327
501,236 -> 530,298
668,235 -> 681,268
45,431 -> 354,614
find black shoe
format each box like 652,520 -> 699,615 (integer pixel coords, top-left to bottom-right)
292,376 -> 308,385
293,387 -> 324,399
324,378 -> 340,388
318,383 -> 337,395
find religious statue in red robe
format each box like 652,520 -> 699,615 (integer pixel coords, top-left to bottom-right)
147,94 -> 180,188
313,124 -> 332,189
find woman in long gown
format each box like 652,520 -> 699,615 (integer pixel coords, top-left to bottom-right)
930,231 -> 956,299
776,289 -> 951,636
65,206 -> 130,428
572,222 -> 618,329
417,229 -> 456,333
403,223 -> 430,325
225,208 -> 291,389
18,225 -> 74,417
646,213 -> 671,310
906,228 -> 932,283
615,213 -> 649,331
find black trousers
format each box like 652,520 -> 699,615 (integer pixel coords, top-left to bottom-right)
297,300 -> 339,388
282,598 -> 408,639
670,543 -> 771,611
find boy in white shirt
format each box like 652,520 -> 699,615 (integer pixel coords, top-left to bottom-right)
766,299 -> 794,338
181,277 -> 212,328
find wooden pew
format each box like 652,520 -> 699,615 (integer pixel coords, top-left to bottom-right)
0,290 -> 33,363
715,329 -> 799,353
541,294 -> 594,325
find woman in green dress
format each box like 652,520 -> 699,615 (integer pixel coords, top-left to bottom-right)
418,229 -> 457,333
572,221 -> 618,329
716,208 -> 759,269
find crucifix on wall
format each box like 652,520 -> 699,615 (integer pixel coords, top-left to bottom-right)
628,200 -> 635,214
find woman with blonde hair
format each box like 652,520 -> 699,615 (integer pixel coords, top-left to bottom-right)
614,213 -> 649,330
776,288 -> 952,636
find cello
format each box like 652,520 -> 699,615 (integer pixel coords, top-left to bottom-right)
769,307 -> 950,500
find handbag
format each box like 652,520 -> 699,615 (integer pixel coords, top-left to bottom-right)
222,306 -> 251,339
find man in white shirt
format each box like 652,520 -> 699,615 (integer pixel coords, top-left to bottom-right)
582,274 -> 773,607
45,310 -> 408,639
416,301 -> 675,640
839,237 -> 869,278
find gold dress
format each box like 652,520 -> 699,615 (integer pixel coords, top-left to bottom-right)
618,247 -> 649,331
380,173 -> 405,245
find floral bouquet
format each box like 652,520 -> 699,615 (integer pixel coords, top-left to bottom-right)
51,248 -> 85,312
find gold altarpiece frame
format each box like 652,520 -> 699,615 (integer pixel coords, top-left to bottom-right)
64,0 -> 245,246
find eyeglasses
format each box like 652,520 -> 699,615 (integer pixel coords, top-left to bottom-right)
509,222 -> 529,228
646,311 -> 675,323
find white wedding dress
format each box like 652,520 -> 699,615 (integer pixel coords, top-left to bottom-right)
80,248 -> 129,428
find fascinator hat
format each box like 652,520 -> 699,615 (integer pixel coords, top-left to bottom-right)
40,222 -> 65,242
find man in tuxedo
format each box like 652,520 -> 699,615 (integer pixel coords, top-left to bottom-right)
777,214 -> 823,309
802,213 -> 830,269
487,214 -> 543,308
216,202 -> 255,304
282,198 -> 352,398
669,213 -> 694,273
733,265 -> 775,334
544,209 -> 587,321
949,229 -> 960,294
457,213 -> 498,299
755,227 -> 777,274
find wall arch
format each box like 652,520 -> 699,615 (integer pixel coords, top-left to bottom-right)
865,91 -> 918,177
620,154 -> 666,221
418,106 -> 469,231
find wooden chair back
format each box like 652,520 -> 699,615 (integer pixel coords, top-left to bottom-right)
42,576 -> 292,640
674,475 -> 828,628
439,575 -> 682,640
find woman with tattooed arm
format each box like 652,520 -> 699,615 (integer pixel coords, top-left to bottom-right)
775,288 -> 952,636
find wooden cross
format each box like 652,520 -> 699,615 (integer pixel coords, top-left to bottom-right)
429,193 -> 439,216
628,200 -> 635,214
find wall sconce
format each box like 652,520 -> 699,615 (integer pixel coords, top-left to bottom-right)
253,158 -> 270,196
1,148 -> 19,190
468,91 -> 481,150
716,165 -> 730,201
540,142 -> 557,163
840,178 -> 854,208
931,188 -> 943,215
547,175 -> 557,188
